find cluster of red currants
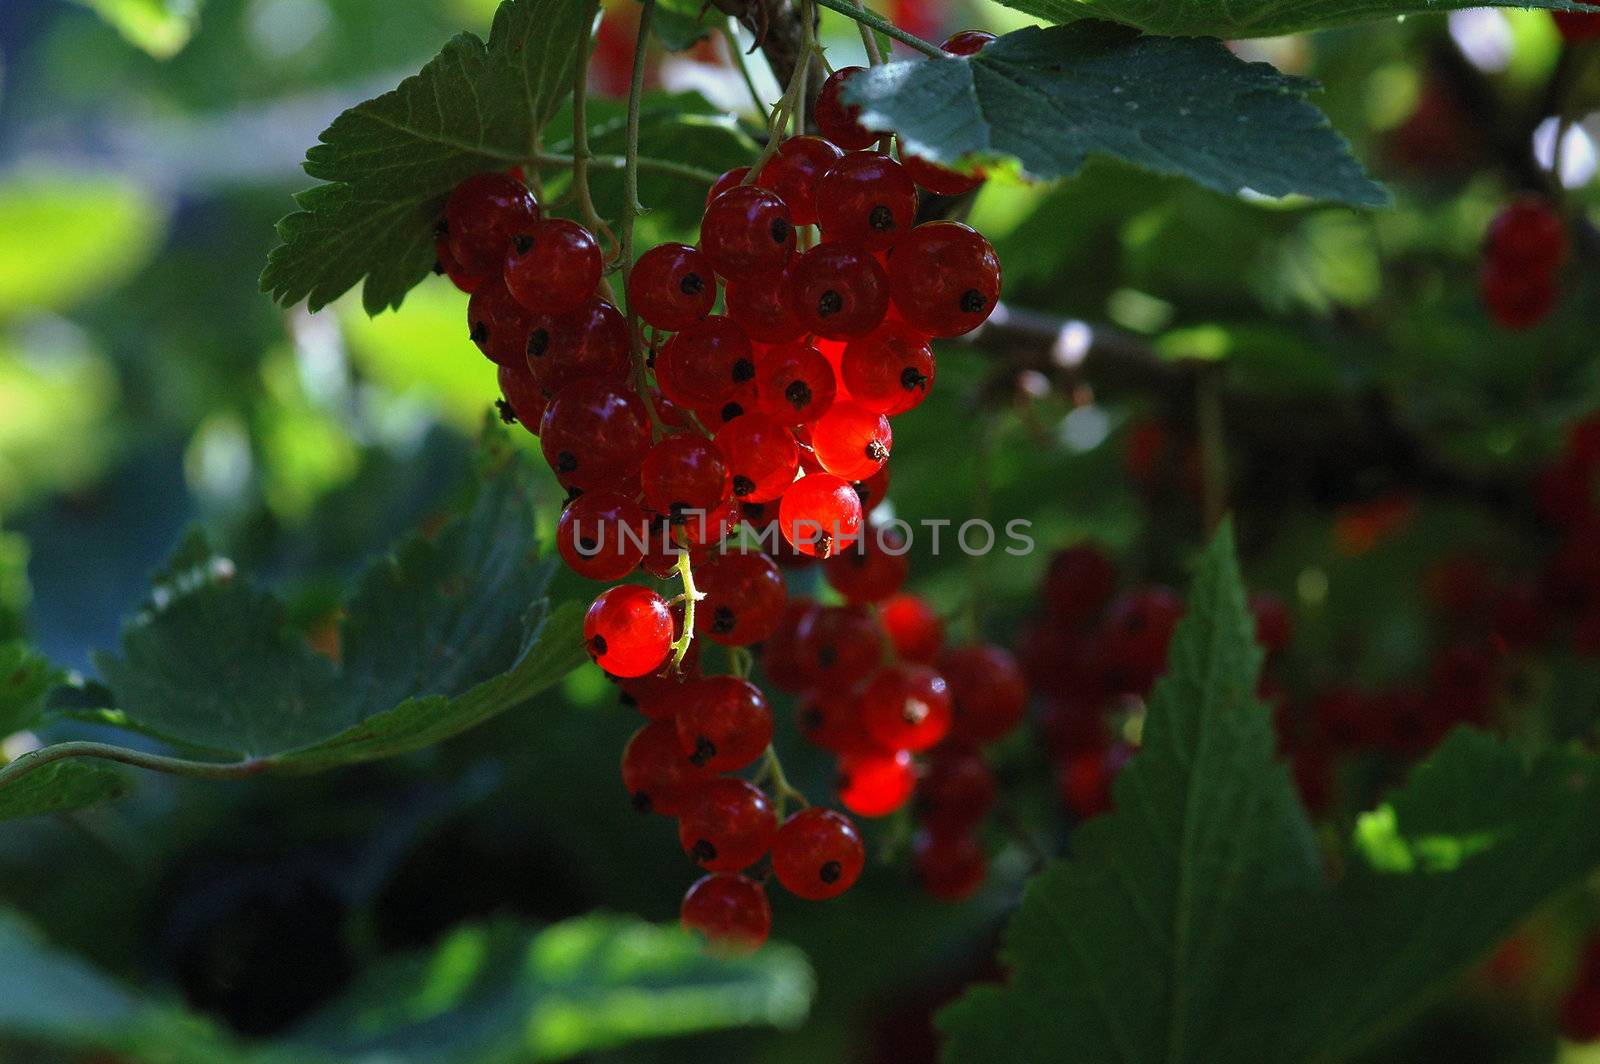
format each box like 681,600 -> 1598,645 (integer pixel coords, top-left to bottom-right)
1480,197 -> 1569,330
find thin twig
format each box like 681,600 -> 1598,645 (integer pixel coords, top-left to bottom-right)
0,741 -> 269,794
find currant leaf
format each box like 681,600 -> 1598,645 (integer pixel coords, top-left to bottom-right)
0,760 -> 126,823
0,641 -> 58,737
260,0 -> 599,316
843,24 -> 1387,207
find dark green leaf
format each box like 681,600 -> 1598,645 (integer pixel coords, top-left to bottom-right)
0,760 -> 126,823
843,25 -> 1387,207
260,0 -> 599,315
655,0 -> 715,50
0,641 -> 59,736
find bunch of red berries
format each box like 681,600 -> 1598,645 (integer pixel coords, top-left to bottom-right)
1480,197 -> 1569,330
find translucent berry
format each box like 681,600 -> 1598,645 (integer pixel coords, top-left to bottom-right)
655,316 -> 756,408
540,378 -> 652,493
705,166 -> 750,206
673,676 -> 773,772
860,663 -> 953,751
757,341 -> 839,424
824,524 -> 909,603
524,298 -> 630,394
841,322 -> 935,415
815,67 -> 880,151
810,401 -> 891,481
900,152 -> 984,197
757,135 -> 845,226
467,275 -> 534,366
779,472 -> 864,558
914,830 -> 986,901
496,360 -> 547,436
504,218 -> 603,315
773,808 -> 866,900
585,585 -> 674,677
701,185 -> 796,277
837,747 -> 916,817
435,231 -> 488,292
671,495 -> 744,550
726,270 -> 806,344
628,242 -> 716,331
816,152 -> 918,252
622,719 -> 715,815
853,464 -> 891,513
917,748 -> 996,832
695,551 -> 788,646
677,778 -> 777,872
887,221 -> 1001,337
792,603 -> 884,688
879,593 -> 943,662
940,644 -> 1027,745
800,688 -> 873,754
715,415 -> 799,503
445,172 -> 538,275
557,491 -> 650,581
940,29 -> 996,55
681,873 -> 771,951
787,242 -> 889,339
642,435 -> 730,523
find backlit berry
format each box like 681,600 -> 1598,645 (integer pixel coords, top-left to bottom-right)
940,644 -> 1027,745
757,135 -> 845,226
673,676 -> 773,772
815,67 -> 881,151
900,152 -> 984,197
641,435 -> 730,523
810,401 -> 892,482
656,316 -> 756,408
627,242 -> 716,331
779,472 -> 864,558
715,414 -> 799,502
879,593 -> 944,662
503,218 -> 603,316
726,270 -> 806,344
701,185 -> 796,277
787,242 -> 890,339
773,807 -> 866,900
837,747 -> 916,817
860,662 -> 953,751
940,29 -> 996,55
585,585 -> 674,677
793,603 -> 884,688
887,221 -> 1001,337
841,322 -> 935,415
824,524 -> 909,603
681,873 -> 770,951
757,341 -> 839,424
677,778 -> 777,872
816,152 -> 918,252
540,378 -> 652,493
694,551 -> 788,646
524,298 -> 630,394
622,718 -> 715,815
496,359 -> 547,435
445,172 -> 538,274
467,275 -> 533,366
557,491 -> 650,581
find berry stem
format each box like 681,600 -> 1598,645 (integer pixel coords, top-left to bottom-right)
669,546 -> 704,670
811,0 -> 942,58
569,15 -> 621,264
756,743 -> 809,817
0,740 -> 269,792
620,0 -> 654,396
744,0 -> 817,182
531,150 -> 719,185
722,21 -> 768,115
852,0 -> 885,66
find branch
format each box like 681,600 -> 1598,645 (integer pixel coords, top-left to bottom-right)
0,741 -> 269,792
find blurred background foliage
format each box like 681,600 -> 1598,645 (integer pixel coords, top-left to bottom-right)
1,0 -> 1599,1060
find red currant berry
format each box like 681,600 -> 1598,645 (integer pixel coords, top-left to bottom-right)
853,464 -> 891,513
701,185 -> 796,277
914,829 -> 986,901
787,242 -> 889,339
504,218 -> 603,315
1059,745 -> 1119,820
793,603 -> 885,688
524,298 -> 630,394
616,656 -> 698,720
557,491 -> 651,581
695,551 -> 788,645
816,152 -> 918,252
917,749 -> 996,832
539,378 -> 652,493
671,495 -> 744,550
1101,586 -> 1184,695
779,472 -> 864,558
585,585 -> 674,677
715,415 -> 799,503
1249,592 -> 1293,656
1043,544 -> 1118,630
1487,198 -> 1569,269
641,435 -> 730,523
435,231 -> 488,292
1555,10 -> 1600,41
840,322 -> 935,415
940,644 -> 1027,745
673,676 -> 773,771
810,401 -> 891,481
496,360 -> 547,436
1480,259 -> 1556,330
678,778 -> 777,872
705,166 -> 750,206
860,663 -> 953,751
757,341 -> 839,424
837,747 -> 916,817
627,242 -> 716,331
655,316 -> 756,408
468,275 -> 534,366
725,270 -> 806,344
799,688 -> 873,753
815,67 -> 881,151
940,29 -> 996,55
445,172 -> 538,275
681,873 -> 770,951
887,221 -> 1001,337
824,524 -> 909,604
757,135 -> 845,226
622,719 -> 715,815
900,152 -> 984,197
773,808 -> 866,900
761,599 -> 822,692
880,593 -> 943,663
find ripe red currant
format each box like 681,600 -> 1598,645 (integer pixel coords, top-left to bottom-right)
824,524 -> 909,603
701,185 -> 796,277
940,644 -> 1027,745
468,275 -> 534,366
917,749 -> 996,832
913,829 -> 986,901
1480,260 -> 1556,330
681,873 -> 770,951
670,495 -> 744,550
641,435 -> 730,523
539,378 -> 652,493
792,603 -> 884,688
1101,586 -> 1184,695
706,166 -> 750,206
887,221 -> 1001,337
524,298 -> 630,395
761,599 -> 822,692
677,778 -> 777,872
694,551 -> 788,645
435,231 -> 487,292
840,322 -> 935,415
1487,198 -> 1568,269
810,401 -> 892,482
860,663 -> 953,751
445,171 -> 538,275
1249,592 -> 1293,656
837,747 -> 916,817
714,415 -> 799,503
816,152 -> 918,252
799,688 -> 873,754
1043,544 -> 1118,630
940,29 -> 996,55
496,360 -> 547,436
627,242 -> 716,331
725,270 -> 806,344
673,676 -> 773,771
557,491 -> 650,581
585,585 -> 674,677
503,218 -> 603,315
622,719 -> 715,815
900,152 -> 984,197
815,67 -> 881,151
853,464 -> 891,513
772,807 -> 866,900
757,135 -> 845,226
655,316 -> 756,408
787,242 -> 889,339
1555,11 -> 1600,41
757,341 -> 839,424
778,472 -> 864,558
879,593 -> 943,663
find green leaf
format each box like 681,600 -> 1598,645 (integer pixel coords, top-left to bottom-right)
655,0 -> 716,50
843,24 -> 1387,208
940,524 -> 1600,1064
995,0 -> 1600,41
0,641 -> 61,736
0,760 -> 126,823
260,0 -> 599,316
70,0 -> 203,58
